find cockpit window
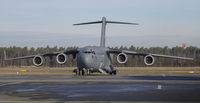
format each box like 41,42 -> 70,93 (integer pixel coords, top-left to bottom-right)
84,50 -> 95,54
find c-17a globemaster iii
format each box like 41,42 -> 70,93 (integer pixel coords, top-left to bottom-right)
4,17 -> 193,76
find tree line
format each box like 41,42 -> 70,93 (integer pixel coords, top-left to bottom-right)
0,45 -> 199,67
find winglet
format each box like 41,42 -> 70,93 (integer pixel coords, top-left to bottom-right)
4,50 -> 7,60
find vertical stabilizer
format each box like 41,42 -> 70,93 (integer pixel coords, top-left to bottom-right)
100,17 -> 106,47
73,17 -> 138,47
4,50 -> 7,60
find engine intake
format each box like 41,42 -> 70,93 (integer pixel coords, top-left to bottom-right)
56,53 -> 67,64
144,55 -> 154,65
117,53 -> 128,64
33,55 -> 44,66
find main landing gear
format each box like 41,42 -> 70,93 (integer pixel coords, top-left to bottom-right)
109,70 -> 117,75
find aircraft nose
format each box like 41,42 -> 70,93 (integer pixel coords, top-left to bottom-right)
78,53 -> 92,68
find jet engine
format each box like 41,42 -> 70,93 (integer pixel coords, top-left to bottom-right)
56,53 -> 67,64
33,55 -> 44,66
144,55 -> 154,65
117,53 -> 128,64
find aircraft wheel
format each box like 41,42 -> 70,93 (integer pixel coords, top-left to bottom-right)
78,69 -> 81,76
112,70 -> 117,75
113,72 -> 117,75
81,69 -> 85,76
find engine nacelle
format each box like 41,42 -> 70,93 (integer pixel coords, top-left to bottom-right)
33,55 -> 44,66
56,53 -> 67,64
117,53 -> 128,64
144,55 -> 155,66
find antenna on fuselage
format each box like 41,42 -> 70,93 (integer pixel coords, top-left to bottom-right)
73,17 -> 139,47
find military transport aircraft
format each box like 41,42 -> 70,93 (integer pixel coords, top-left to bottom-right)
4,17 -> 193,75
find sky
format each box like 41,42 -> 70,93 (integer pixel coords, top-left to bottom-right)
0,0 -> 200,48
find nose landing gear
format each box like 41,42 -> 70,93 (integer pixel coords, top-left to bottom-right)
73,68 -> 90,76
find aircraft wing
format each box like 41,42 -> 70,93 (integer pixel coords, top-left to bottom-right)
107,48 -> 193,60
4,48 -> 79,60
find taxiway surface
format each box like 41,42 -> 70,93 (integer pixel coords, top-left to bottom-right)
0,74 -> 200,103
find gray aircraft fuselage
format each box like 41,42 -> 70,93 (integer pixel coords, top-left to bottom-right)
77,46 -> 113,74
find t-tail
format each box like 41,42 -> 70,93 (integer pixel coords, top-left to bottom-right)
73,17 -> 139,47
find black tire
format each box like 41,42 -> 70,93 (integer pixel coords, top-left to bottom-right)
82,70 -> 85,76
78,70 -> 81,76
113,70 -> 117,75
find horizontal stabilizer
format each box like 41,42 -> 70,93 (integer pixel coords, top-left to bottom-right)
73,21 -> 102,25
74,21 -> 139,26
107,21 -> 139,25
